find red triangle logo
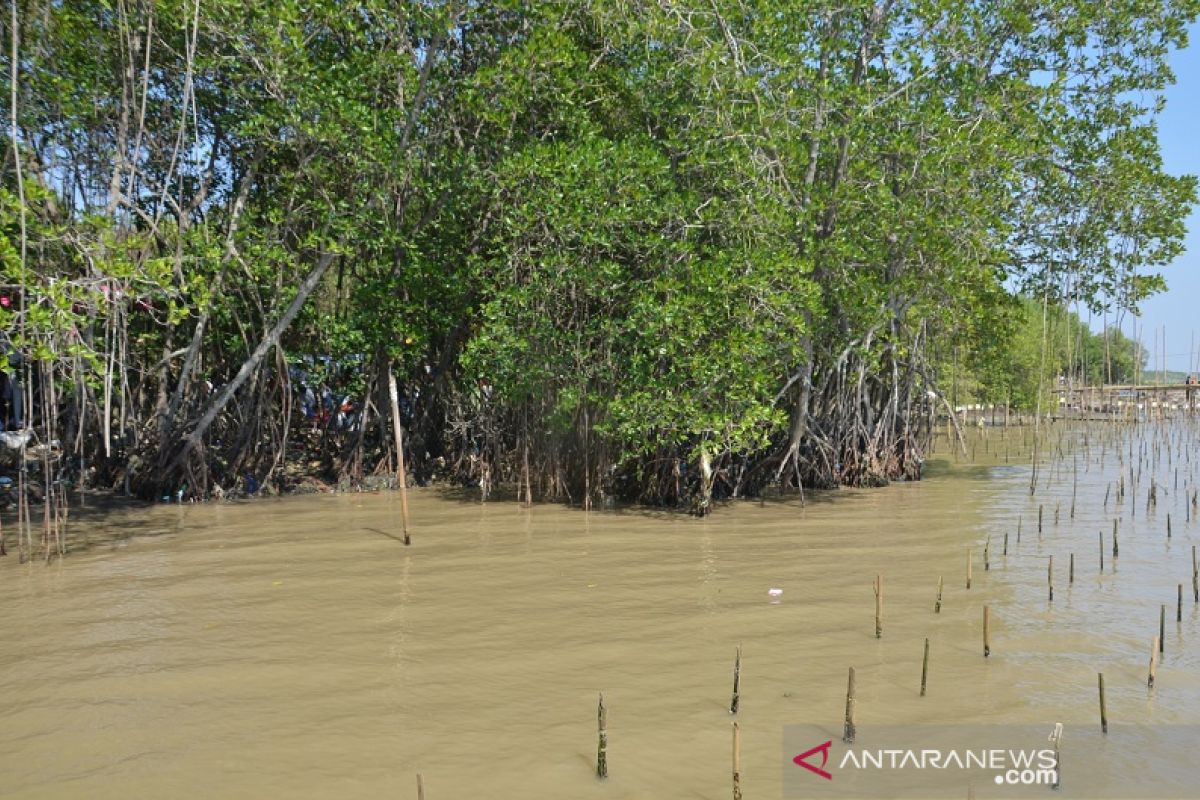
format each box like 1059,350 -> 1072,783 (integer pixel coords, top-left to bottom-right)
793,739 -> 833,780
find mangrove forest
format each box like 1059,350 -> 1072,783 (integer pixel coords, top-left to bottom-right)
2,0 -> 1197,519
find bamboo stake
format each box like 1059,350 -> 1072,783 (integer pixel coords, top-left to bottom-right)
1099,531 -> 1104,573
934,576 -> 943,614
1148,636 -> 1159,688
843,667 -> 856,744
1178,584 -> 1183,623
1049,723 -> 1063,791
1098,673 -> 1108,734
732,722 -> 743,800
1192,545 -> 1197,603
1160,606 -> 1165,655
730,646 -> 741,714
596,693 -> 608,779
983,606 -> 991,657
1039,504 -> 1044,533
874,574 -> 883,638
921,638 -> 930,696
1048,555 -> 1054,602
1069,553 -> 1074,584
386,364 -> 412,546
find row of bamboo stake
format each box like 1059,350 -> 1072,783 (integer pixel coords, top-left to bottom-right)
588,539 -> 1197,795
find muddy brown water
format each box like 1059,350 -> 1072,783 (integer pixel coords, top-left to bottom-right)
2,423 -> 1199,798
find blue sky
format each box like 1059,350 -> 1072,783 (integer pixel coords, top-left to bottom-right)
1134,21 -> 1200,373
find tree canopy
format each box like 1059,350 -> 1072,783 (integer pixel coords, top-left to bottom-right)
2,0 -> 1196,511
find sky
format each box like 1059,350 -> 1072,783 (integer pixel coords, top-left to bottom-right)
1133,21 -> 1200,374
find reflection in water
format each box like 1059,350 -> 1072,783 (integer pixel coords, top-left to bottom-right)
1,422 -> 1198,798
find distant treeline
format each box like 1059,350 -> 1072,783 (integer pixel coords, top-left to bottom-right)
1,1 -> 1195,511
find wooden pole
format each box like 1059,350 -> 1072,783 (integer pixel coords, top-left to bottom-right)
417,774 -> 425,800
730,646 -> 741,714
387,364 -> 412,546
1050,723 -> 1063,791
966,550 -> 972,590
1098,673 -> 1108,734
596,693 -> 608,779
1178,584 -> 1183,623
984,537 -> 990,571
934,575 -> 943,614
983,606 -> 991,657
1099,531 -> 1104,573
1039,504 -> 1044,533
920,638 -> 930,696
732,722 -> 743,800
1148,636 -> 1159,688
1069,553 -> 1074,585
1192,545 -> 1198,603
843,667 -> 857,744
1003,531 -> 1008,556
1160,606 -> 1166,655
874,574 -> 883,638
1048,555 -> 1054,602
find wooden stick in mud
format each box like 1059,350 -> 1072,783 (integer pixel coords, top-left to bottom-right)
1113,524 -> 1119,559
984,537 -> 990,571
921,638 -> 930,696
966,550 -> 973,590
386,365 -> 412,546
1149,636 -> 1159,688
1004,531 -> 1009,556
1098,673 -> 1108,734
874,574 -> 883,638
1017,516 -> 1022,543
732,722 -> 743,800
596,693 -> 608,779
1168,513 -> 1172,538
1039,504 -> 1044,533
1099,532 -> 1104,573
983,606 -> 991,657
1048,555 -> 1054,602
935,575 -> 943,613
730,646 -> 741,714
417,773 -> 425,800
1193,545 -> 1198,603
1178,584 -> 1183,623
1160,606 -> 1165,655
1070,553 -> 1075,584
843,667 -> 857,744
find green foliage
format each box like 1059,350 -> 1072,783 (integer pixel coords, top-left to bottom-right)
3,0 -> 1196,498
